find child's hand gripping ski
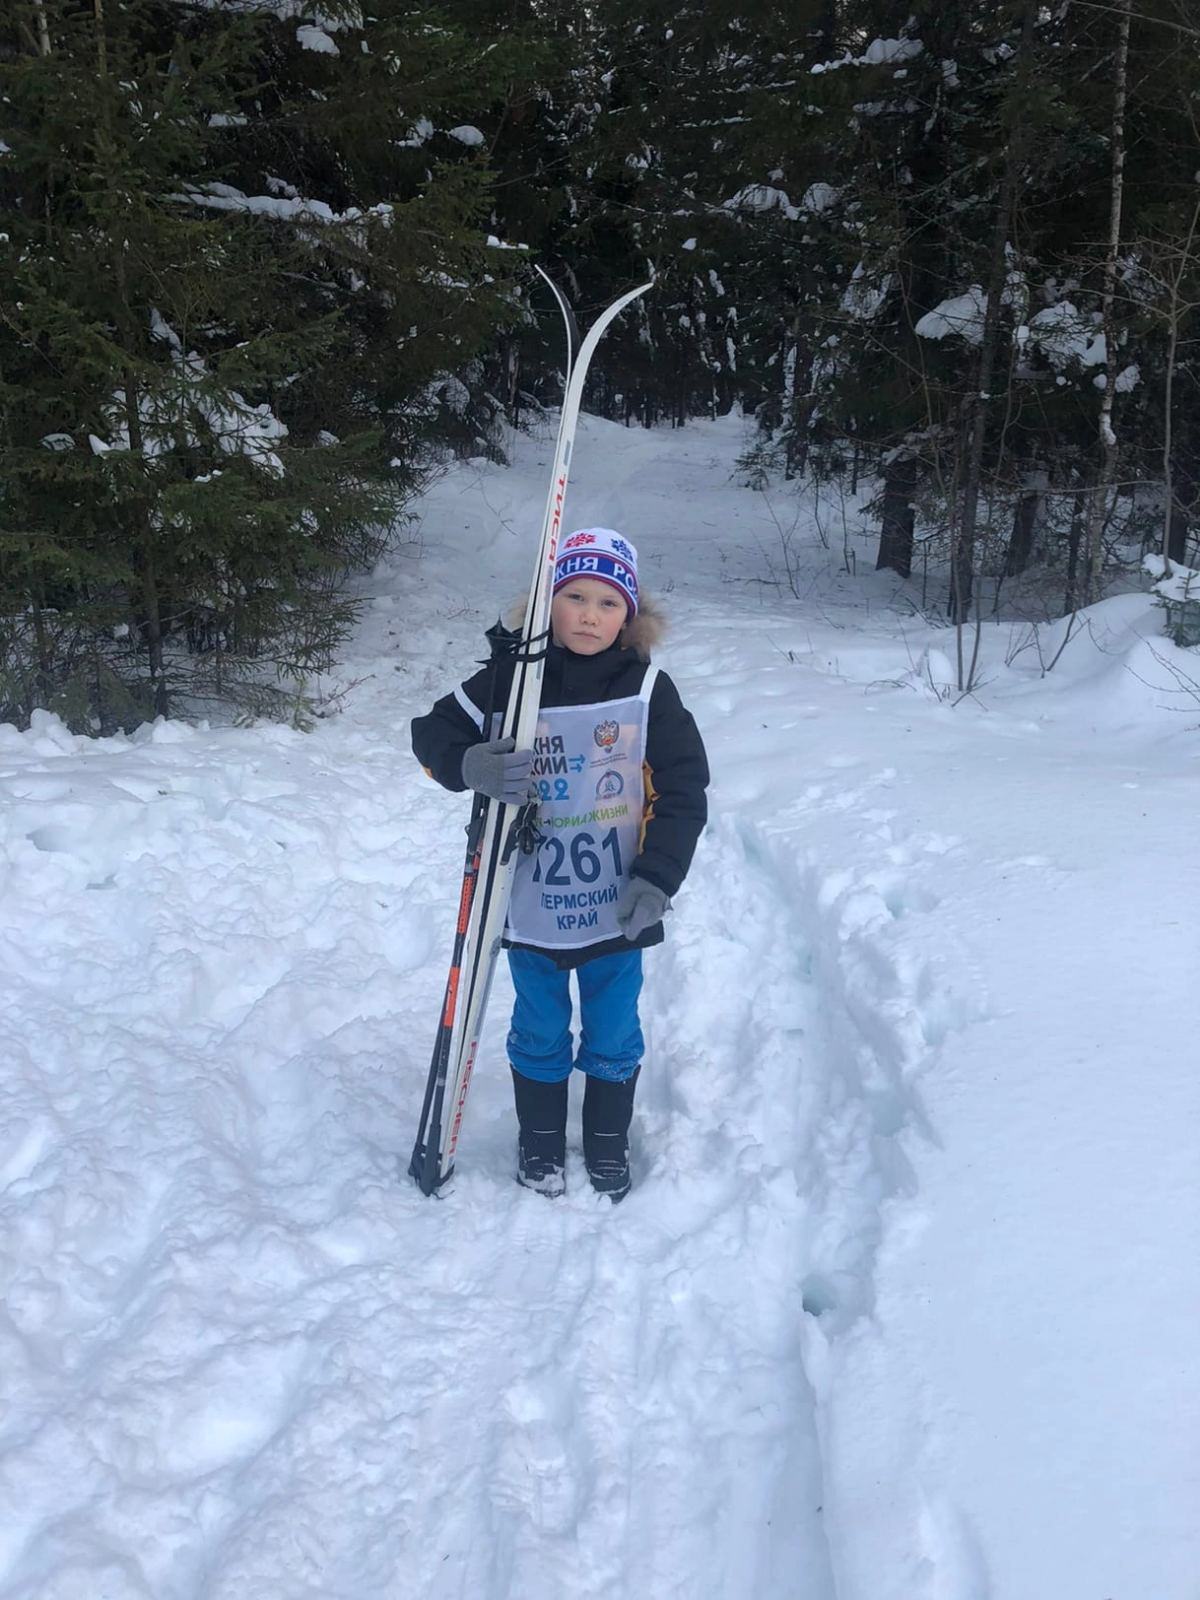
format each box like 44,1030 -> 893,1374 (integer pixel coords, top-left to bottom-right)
461,737 -> 536,805
616,876 -> 670,941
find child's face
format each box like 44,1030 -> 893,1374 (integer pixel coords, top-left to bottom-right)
551,578 -> 628,655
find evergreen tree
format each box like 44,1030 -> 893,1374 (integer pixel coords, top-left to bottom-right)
5,0 -> 1198,732
0,0 -> 525,729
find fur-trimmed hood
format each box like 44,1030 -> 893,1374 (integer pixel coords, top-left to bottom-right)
505,591 -> 667,662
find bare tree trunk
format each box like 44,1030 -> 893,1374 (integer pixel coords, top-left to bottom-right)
785,391 -> 815,482
1083,0 -> 1131,604
877,453 -> 916,578
1168,458 -> 1192,563
1163,320 -> 1179,571
783,310 -> 810,480
949,0 -> 1038,627
121,370 -> 168,714
505,339 -> 521,429
94,0 -> 167,714
1161,195 -> 1200,567
27,563 -> 54,706
1005,485 -> 1040,576
818,0 -> 837,53
1064,489 -> 1087,615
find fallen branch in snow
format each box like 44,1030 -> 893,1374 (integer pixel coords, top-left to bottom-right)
1043,612 -> 1083,674
307,675 -> 375,719
1123,645 -> 1200,725
1005,612 -> 1085,676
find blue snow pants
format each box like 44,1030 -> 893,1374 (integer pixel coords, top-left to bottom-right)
506,948 -> 644,1085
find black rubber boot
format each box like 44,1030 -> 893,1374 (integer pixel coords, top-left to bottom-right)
582,1067 -> 640,1202
510,1068 -> 568,1196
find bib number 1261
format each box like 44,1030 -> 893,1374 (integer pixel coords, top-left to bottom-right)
532,826 -> 623,887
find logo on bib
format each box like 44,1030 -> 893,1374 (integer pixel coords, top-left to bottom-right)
593,719 -> 620,750
596,770 -> 625,799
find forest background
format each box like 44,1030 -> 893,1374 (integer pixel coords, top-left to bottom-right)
2,0 -> 1198,731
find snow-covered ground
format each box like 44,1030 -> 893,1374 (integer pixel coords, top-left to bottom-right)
2,413 -> 1198,1600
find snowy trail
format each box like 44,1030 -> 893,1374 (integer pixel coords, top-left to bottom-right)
3,414 -> 1199,1598
364,807 -> 843,1600
0,719 -> 855,1599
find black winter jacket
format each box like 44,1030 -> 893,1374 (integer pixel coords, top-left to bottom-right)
411,637 -> 709,969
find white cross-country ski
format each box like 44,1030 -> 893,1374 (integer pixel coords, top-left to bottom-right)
409,270 -> 653,1195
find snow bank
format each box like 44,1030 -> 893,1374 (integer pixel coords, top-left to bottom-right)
1145,551 -> 1200,601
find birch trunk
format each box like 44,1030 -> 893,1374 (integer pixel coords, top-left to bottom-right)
1083,0 -> 1131,605
32,0 -> 52,54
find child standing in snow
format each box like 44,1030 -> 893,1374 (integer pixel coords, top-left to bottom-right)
412,529 -> 708,1201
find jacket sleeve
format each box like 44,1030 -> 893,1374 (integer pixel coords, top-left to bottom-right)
411,665 -> 497,792
633,671 -> 709,898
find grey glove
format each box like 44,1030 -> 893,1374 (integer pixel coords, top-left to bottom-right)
461,736 -> 535,805
615,875 -> 670,941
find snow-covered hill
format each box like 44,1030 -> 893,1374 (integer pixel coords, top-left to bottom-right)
2,414 -> 1197,1599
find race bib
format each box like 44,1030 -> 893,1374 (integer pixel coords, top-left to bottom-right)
507,669 -> 657,950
